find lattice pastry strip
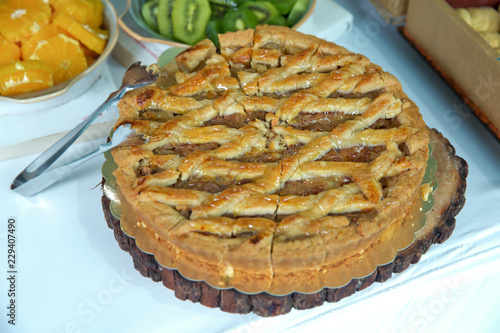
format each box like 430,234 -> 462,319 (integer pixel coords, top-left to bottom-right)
119,90 -> 408,223
130,140 -> 410,225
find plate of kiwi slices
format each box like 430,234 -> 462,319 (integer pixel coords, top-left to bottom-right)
119,0 -> 316,47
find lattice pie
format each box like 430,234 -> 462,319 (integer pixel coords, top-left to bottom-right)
109,25 -> 436,297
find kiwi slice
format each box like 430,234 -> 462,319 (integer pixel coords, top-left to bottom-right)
222,8 -> 259,32
206,19 -> 223,46
142,0 -> 160,32
274,14 -> 287,26
240,1 -> 280,25
210,4 -> 228,20
287,0 -> 309,26
264,0 -> 296,15
172,0 -> 212,45
157,0 -> 176,39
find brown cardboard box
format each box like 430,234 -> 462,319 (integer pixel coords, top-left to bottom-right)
405,0 -> 500,137
446,0 -> 499,7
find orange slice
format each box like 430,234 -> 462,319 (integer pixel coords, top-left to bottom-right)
81,45 -> 99,67
53,12 -> 108,54
21,23 -> 61,60
50,0 -> 94,27
0,36 -> 21,65
0,0 -> 51,43
29,33 -> 87,85
0,60 -> 53,95
87,0 -> 104,29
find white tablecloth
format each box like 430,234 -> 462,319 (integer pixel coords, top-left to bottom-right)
1,1 -> 500,332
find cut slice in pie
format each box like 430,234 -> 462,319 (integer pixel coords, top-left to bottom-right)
104,25 -> 466,309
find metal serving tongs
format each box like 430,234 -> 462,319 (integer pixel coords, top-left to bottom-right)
11,62 -> 158,197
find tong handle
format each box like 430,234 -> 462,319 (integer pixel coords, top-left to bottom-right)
10,61 -> 158,196
10,88 -> 125,190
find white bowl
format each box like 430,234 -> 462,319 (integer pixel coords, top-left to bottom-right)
0,0 -> 119,112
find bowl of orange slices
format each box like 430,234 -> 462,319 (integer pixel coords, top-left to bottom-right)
0,0 -> 118,107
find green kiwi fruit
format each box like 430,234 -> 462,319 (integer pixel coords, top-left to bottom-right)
222,8 -> 259,32
157,0 -> 176,39
210,4 -> 228,19
142,0 -> 160,32
274,14 -> 287,26
262,0 -> 296,15
206,19 -> 223,46
287,0 -> 309,26
172,0 -> 212,45
146,0 -> 303,45
240,1 -> 280,24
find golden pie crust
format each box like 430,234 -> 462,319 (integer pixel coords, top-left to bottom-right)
110,25 -> 431,295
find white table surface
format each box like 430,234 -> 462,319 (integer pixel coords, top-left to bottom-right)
2,1 -> 500,332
